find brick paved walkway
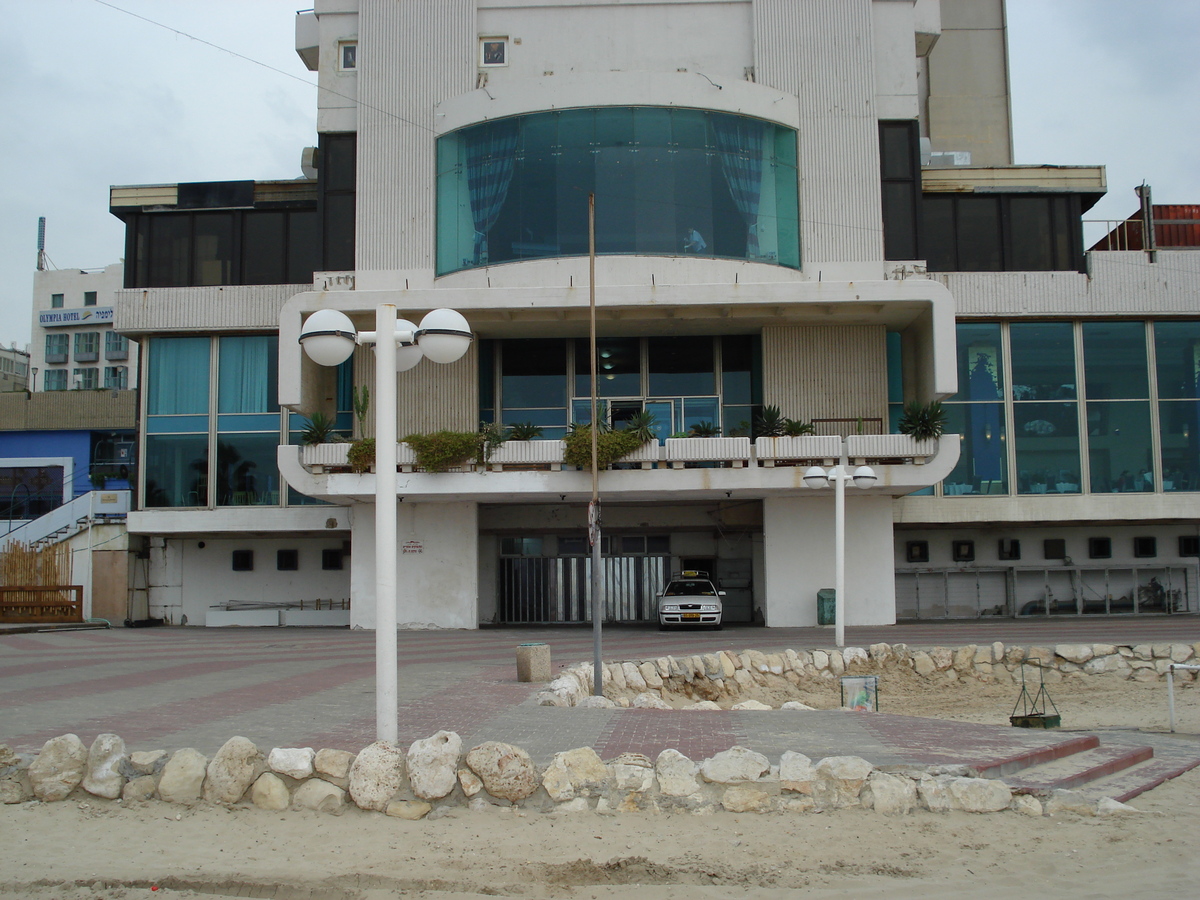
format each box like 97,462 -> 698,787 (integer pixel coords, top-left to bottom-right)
2,620 -> 1198,771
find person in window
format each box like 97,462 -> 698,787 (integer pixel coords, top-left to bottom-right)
683,227 -> 707,253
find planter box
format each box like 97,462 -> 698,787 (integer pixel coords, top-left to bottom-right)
301,443 -> 350,470
845,434 -> 939,463
755,435 -> 842,467
665,437 -> 752,468
489,440 -> 566,471
616,441 -> 662,469
206,609 -> 280,627
282,609 -> 351,627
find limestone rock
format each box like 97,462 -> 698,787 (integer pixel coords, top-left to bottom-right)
1025,646 -> 1054,666
611,755 -> 655,793
722,785 -> 772,813
2,778 -> 32,804
457,768 -> 483,797
916,774 -> 952,812
1152,643 -> 1172,659
622,662 -> 648,691
682,701 -> 722,710
811,650 -> 829,670
632,692 -> 671,709
0,744 -> 18,768
638,662 -> 663,689
268,747 -> 315,780
863,771 -> 917,815
928,647 -> 953,670
842,647 -> 868,668
607,662 -> 627,691
1097,797 -> 1140,816
122,750 -> 167,778
386,799 -> 432,820
121,776 -> 158,803
1055,644 -> 1094,665
828,651 -> 845,676
1084,655 -> 1126,675
313,749 -> 355,788
1170,643 -> 1194,663
952,645 -> 976,673
293,779 -> 346,813
947,777 -> 1011,813
1045,788 -> 1095,817
1004,646 -> 1026,665
348,741 -> 407,812
718,652 -> 738,678
554,797 -> 591,813
912,651 -> 936,677
251,772 -> 290,811
868,643 -> 893,664
780,701 -> 815,711
812,756 -> 873,809
407,731 -> 462,801
578,695 -> 617,709
765,653 -> 785,676
542,747 -> 609,802
204,736 -> 265,804
731,700 -> 773,711
465,742 -> 538,803
656,749 -> 701,797
1011,794 -> 1043,816
82,733 -> 126,800
779,751 -> 814,795
157,748 -> 208,804
29,734 -> 88,802
699,747 -> 770,785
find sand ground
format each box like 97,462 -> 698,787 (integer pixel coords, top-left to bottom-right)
2,674 -> 1198,899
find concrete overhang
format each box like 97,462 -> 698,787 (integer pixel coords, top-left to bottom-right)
922,165 -> 1107,212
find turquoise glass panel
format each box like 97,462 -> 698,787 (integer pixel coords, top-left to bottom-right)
218,336 -> 278,414
216,414 -> 282,433
214,433 -> 281,506
952,323 -> 1004,402
941,403 -> 1007,495
1159,400 -> 1200,491
1083,322 -> 1148,399
1013,401 -> 1081,494
1154,321 -> 1200,399
147,337 -> 209,415
1087,400 -> 1153,492
145,416 -> 208,434
144,434 -> 208,507
1010,322 -> 1075,401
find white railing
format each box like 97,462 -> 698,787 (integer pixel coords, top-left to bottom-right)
489,440 -> 566,470
665,437 -> 752,467
0,490 -> 130,551
845,434 -> 939,463
754,435 -> 842,466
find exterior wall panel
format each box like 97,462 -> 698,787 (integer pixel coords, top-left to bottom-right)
114,285 -> 304,335
353,342 -> 478,437
754,0 -> 882,264
762,325 -> 888,429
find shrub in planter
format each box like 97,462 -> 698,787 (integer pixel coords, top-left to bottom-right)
506,421 -> 544,441
347,438 -> 375,473
300,411 -> 345,445
564,426 -> 647,469
688,421 -> 721,437
897,400 -> 946,441
404,430 -> 484,472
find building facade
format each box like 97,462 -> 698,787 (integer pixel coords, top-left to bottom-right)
112,0 -> 1198,629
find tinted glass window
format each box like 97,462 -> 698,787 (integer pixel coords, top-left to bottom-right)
1010,322 -> 1075,400
242,212 -> 286,284
1083,322 -> 1148,399
648,337 -> 714,396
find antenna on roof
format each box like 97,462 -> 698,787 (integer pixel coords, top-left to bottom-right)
36,217 -> 47,271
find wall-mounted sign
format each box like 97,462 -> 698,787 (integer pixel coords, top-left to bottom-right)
39,307 -> 114,327
402,540 -> 423,554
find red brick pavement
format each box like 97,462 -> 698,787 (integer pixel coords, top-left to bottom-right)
594,709 -> 741,760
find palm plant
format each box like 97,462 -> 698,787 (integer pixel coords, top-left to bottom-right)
506,421 -> 544,441
623,410 -> 657,444
299,411 -> 344,445
687,421 -> 722,437
897,400 -> 946,441
755,405 -> 786,437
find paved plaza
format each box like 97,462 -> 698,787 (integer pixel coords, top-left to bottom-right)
3,619 -> 1199,778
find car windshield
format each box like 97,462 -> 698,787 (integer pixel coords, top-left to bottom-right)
664,580 -> 716,596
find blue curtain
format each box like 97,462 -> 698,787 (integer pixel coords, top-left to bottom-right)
466,120 -> 519,264
218,336 -> 278,414
147,337 -> 209,415
714,115 -> 765,257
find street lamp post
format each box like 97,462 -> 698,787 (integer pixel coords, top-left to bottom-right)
802,460 -> 877,648
299,304 -> 472,743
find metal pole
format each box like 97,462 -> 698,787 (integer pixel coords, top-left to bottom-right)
589,193 -> 604,696
375,304 -> 399,742
834,465 -> 846,649
1168,665 -> 1176,733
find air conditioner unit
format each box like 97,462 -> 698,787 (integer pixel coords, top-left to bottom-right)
927,150 -> 972,168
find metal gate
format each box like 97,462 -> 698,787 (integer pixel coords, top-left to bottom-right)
896,569 -> 1010,619
497,555 -> 670,624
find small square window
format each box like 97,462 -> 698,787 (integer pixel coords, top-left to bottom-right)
1133,536 -> 1157,559
557,536 -> 586,556
51,293 -> 64,309
646,535 -> 671,554
1088,537 -> 1112,559
620,536 -> 646,555
951,540 -> 975,562
232,549 -> 254,571
84,291 -> 97,306
906,540 -> 929,563
277,549 -> 299,571
1043,539 -> 1066,560
998,538 -> 1021,560
322,549 -> 344,570
480,37 -> 507,67
339,41 -> 357,71
1179,536 -> 1200,557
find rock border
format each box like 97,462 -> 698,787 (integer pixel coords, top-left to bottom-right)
536,640 -> 1200,709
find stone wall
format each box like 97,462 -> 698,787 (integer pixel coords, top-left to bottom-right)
536,641 -> 1200,709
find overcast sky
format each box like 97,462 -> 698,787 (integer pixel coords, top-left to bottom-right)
1,0 -> 1197,348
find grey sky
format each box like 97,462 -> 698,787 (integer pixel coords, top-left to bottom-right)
1,0 -> 1197,347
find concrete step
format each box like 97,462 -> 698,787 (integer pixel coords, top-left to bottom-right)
1064,745 -> 1200,804
1002,743 -> 1153,796
973,733 -> 1099,778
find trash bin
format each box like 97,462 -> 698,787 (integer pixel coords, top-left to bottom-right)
817,588 -> 836,626
516,642 -> 551,682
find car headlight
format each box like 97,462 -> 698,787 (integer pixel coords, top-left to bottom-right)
701,604 -> 719,612
661,604 -> 679,613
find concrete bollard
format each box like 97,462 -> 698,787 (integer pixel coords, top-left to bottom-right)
516,642 -> 551,682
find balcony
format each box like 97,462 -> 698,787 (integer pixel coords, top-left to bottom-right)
283,434 -> 959,504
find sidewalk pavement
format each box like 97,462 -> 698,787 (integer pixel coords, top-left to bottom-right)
2,619 -> 1198,767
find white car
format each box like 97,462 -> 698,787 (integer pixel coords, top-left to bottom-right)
657,572 -> 724,629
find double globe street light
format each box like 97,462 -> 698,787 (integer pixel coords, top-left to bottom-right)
299,304 -> 473,742
802,462 -> 877,649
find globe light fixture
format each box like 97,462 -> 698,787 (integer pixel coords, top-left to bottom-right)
297,303 -> 473,743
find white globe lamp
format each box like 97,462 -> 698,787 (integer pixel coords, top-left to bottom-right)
299,309 -> 357,366
416,308 -> 473,364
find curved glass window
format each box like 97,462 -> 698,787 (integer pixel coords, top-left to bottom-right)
436,107 -> 799,274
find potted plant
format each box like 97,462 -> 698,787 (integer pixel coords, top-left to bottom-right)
897,400 -> 946,441
506,421 -> 544,441
299,411 -> 344,445
404,430 -> 486,472
347,437 -> 375,473
564,418 -> 657,470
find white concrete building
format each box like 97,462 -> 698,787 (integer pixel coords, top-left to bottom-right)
112,0 -> 1198,629
31,264 -> 136,394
